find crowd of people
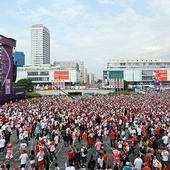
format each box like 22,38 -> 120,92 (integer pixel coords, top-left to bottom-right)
0,90 -> 169,170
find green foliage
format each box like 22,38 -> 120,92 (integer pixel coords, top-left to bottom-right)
124,80 -> 129,90
15,78 -> 34,92
96,79 -> 102,84
26,92 -> 42,98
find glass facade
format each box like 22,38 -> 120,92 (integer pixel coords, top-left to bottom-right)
14,51 -> 25,67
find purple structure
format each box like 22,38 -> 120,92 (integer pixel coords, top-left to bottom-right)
154,79 -> 161,91
0,35 -> 25,105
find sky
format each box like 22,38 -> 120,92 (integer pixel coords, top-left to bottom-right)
0,0 -> 170,79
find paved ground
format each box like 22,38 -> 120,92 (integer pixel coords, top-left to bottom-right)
0,131 -> 140,170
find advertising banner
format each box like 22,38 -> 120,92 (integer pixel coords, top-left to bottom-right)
54,71 -> 69,80
153,70 -> 167,81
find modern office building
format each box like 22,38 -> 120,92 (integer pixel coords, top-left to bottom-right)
14,51 -> 25,67
31,24 -> 50,66
16,63 -> 81,86
103,58 -> 170,85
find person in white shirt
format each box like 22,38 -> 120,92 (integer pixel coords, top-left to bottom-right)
162,134 -> 169,146
81,144 -> 87,164
71,129 -> 77,147
54,133 -> 59,146
153,156 -> 161,169
18,132 -> 24,147
137,126 -> 142,141
134,154 -> 143,170
65,162 -> 76,170
161,147 -> 169,168
97,153 -> 104,169
16,150 -> 28,169
0,136 -> 5,153
37,147 -> 45,170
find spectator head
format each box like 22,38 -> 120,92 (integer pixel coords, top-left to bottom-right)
55,163 -> 58,167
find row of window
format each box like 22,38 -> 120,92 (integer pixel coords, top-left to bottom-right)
110,62 -> 170,67
142,76 -> 153,80
29,77 -> 49,81
28,71 -> 49,76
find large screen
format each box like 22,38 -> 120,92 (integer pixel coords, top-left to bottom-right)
153,70 -> 167,81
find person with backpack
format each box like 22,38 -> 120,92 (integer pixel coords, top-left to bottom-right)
29,150 -> 36,170
74,148 -> 81,169
81,144 -> 88,164
88,155 -> 96,170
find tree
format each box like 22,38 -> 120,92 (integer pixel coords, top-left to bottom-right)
15,78 -> 34,92
124,80 -> 129,91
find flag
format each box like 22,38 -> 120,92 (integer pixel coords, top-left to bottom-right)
109,79 -> 115,88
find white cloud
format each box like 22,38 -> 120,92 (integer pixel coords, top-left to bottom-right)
1,0 -> 170,78
98,0 -> 114,4
142,45 -> 161,52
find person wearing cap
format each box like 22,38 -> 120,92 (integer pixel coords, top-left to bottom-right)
123,162 -> 133,170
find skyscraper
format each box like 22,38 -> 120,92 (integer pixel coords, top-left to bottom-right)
31,24 -> 50,66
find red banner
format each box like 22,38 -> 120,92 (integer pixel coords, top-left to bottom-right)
54,71 -> 69,80
153,70 -> 167,81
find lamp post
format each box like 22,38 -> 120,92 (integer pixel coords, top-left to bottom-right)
58,68 -> 60,97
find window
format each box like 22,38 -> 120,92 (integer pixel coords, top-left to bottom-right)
40,71 -> 49,75
27,72 -> 38,76
142,76 -> 153,81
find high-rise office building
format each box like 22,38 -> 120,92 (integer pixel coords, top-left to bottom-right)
31,24 -> 50,66
14,51 -> 25,67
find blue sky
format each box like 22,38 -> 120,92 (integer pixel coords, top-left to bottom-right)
0,0 -> 170,78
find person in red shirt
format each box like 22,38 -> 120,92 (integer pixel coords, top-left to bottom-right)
103,150 -> 108,170
130,135 -> 136,154
163,164 -> 170,170
82,131 -> 88,147
35,142 -> 40,154
67,148 -> 74,165
110,130 -> 116,147
144,152 -> 151,168
142,163 -> 151,170
88,131 -> 94,148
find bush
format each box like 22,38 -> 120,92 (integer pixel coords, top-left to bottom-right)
26,92 -> 42,98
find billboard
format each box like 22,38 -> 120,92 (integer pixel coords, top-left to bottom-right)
54,71 -> 69,80
109,71 -> 124,79
153,70 -> 167,81
0,35 -> 16,104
